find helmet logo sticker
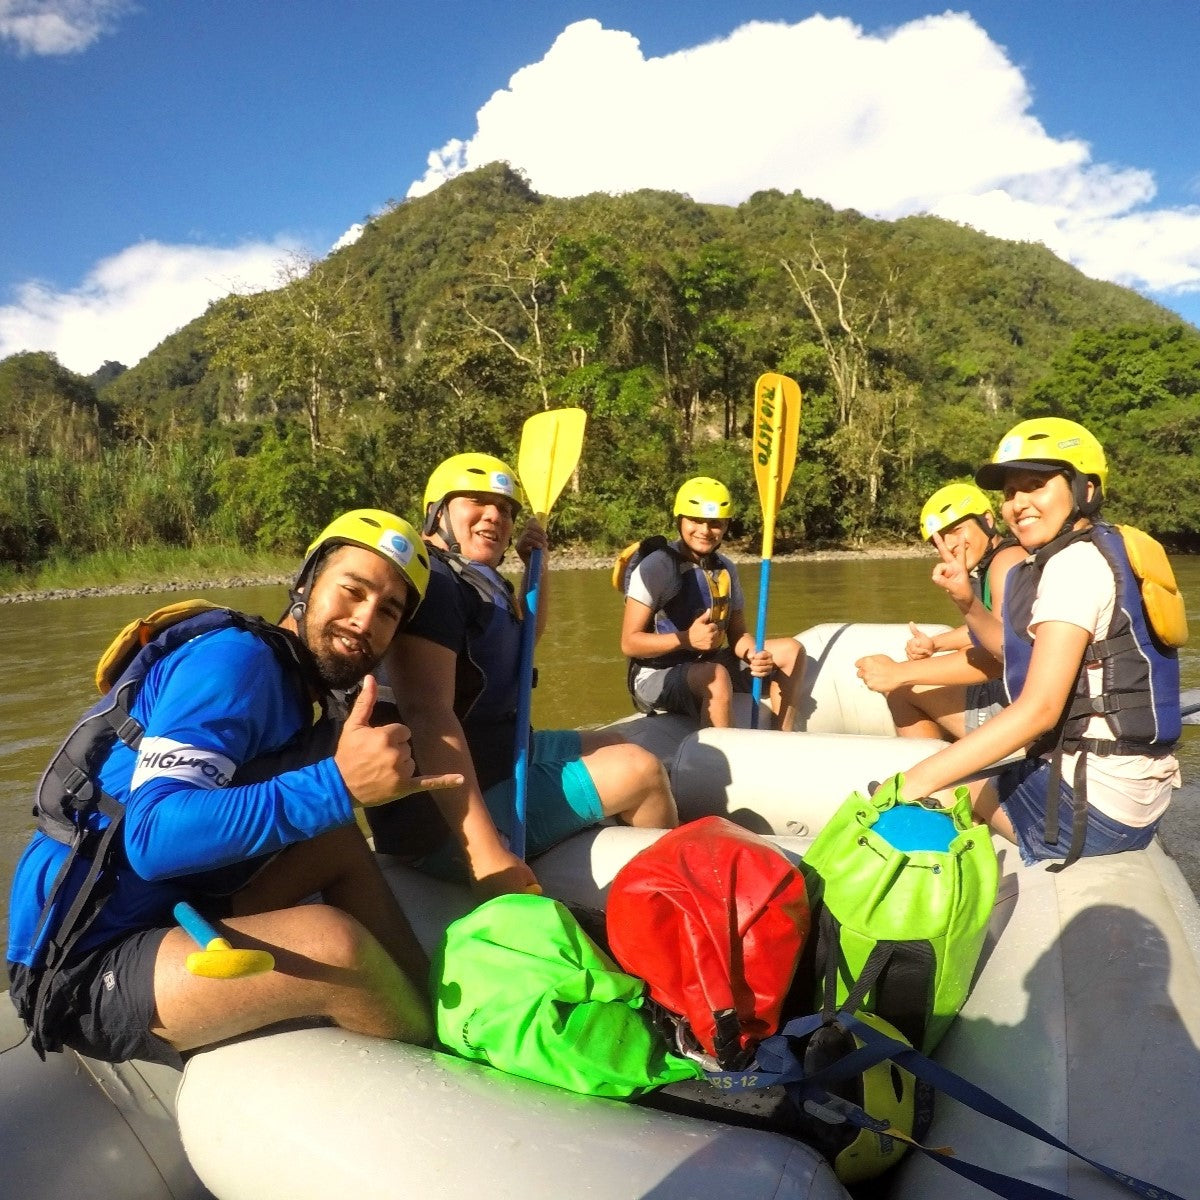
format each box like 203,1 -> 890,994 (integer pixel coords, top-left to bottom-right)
699,500 -> 720,518
378,531 -> 414,569
489,471 -> 515,496
1057,437 -> 1081,450
997,435 -> 1023,460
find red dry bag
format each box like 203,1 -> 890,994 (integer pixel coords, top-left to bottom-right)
606,816 -> 811,1069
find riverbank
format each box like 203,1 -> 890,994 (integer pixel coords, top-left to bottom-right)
0,542 -> 931,605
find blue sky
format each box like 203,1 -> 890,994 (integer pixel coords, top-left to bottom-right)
3,1 -> 1200,373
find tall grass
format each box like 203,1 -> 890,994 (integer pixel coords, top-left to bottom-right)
0,544 -> 296,595
0,444 -> 292,594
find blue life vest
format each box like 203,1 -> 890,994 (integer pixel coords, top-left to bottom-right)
18,607 -> 333,1057
627,541 -> 735,671
1002,523 -> 1181,756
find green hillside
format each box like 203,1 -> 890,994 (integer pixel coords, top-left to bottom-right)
3,162 -> 1198,573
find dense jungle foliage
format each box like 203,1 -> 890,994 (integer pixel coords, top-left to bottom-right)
3,162 -> 1199,573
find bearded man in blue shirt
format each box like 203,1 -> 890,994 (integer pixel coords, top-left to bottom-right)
7,510 -> 461,1066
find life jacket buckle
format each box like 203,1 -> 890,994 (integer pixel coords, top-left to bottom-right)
61,767 -> 93,805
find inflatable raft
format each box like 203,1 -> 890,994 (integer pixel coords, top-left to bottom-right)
3,623 -> 1198,1199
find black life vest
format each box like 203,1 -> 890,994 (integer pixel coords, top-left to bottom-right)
1002,524 -> 1181,755
971,535 -> 1019,611
1001,523 -> 1180,870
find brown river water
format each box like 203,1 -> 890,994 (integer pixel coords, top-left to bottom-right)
2,555 -> 1198,950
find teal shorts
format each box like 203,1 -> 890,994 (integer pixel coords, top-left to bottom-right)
413,730 -> 603,881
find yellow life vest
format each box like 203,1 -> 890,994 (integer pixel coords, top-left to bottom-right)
1117,525 -> 1188,648
94,599 -> 225,694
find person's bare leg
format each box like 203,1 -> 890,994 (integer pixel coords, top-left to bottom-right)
886,683 -> 969,741
578,731 -> 677,828
763,637 -> 804,732
151,902 -> 433,1054
685,661 -> 734,728
232,823 -> 429,982
969,779 -> 1016,842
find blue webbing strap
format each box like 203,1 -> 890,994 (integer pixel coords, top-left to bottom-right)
705,1010 -> 1187,1200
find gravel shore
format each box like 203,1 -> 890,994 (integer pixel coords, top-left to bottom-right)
0,543 -> 929,605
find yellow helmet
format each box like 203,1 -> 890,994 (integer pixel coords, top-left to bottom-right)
295,509 -> 430,623
975,417 -> 1107,492
799,1011 -> 922,1185
422,453 -> 523,522
919,483 -> 995,541
673,477 -> 733,520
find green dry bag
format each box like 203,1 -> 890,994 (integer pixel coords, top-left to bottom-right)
431,893 -> 704,1097
801,774 -> 999,1054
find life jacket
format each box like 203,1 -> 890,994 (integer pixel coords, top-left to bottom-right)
971,535 -> 1018,611
1002,523 -> 1182,754
1002,523 -> 1182,870
426,545 -> 524,727
23,602 -> 334,1056
617,537 -> 734,671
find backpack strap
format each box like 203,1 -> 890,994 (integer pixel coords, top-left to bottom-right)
816,905 -> 933,1051
705,1010 -> 1187,1200
832,1011 -> 1188,1200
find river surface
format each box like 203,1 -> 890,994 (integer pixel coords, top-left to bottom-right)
2,556 -> 1198,949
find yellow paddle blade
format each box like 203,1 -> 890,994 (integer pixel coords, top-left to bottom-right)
753,373 -> 801,516
752,373 -> 801,558
517,408 -> 588,520
185,947 -> 276,979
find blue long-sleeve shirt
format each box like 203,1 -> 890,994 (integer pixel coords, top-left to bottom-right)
7,626 -> 353,969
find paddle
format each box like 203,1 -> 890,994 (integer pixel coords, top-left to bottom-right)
749,373 -> 801,729
174,901 -> 274,979
511,407 -> 588,860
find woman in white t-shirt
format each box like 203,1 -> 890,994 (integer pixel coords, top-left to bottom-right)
900,417 -> 1181,867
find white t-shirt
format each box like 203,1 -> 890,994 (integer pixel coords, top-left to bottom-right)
1029,540 -> 1179,827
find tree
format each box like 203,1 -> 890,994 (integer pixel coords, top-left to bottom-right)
206,253 -> 392,456
0,351 -> 110,459
778,236 -> 917,536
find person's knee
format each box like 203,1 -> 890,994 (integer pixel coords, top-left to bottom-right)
774,638 -> 803,674
626,747 -> 677,826
299,904 -> 377,972
590,744 -> 676,827
688,661 -> 730,699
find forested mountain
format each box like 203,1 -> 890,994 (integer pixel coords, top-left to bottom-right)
3,162 -> 1199,569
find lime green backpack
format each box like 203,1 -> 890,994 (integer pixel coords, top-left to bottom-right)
801,775 -> 999,1054
431,893 -> 703,1097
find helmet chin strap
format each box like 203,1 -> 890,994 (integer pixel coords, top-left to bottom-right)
424,501 -> 462,555
439,511 -> 462,555
972,514 -> 997,540
1050,471 -> 1102,540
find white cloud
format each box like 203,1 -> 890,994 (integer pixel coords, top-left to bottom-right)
0,239 -> 300,374
331,222 -> 365,252
0,0 -> 132,55
409,14 -> 1200,305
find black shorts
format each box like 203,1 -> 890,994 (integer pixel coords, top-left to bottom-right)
8,927 -> 182,1068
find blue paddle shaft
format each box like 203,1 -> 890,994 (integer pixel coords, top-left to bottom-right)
174,901 -> 220,949
749,556 -> 771,729
511,545 -> 543,860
